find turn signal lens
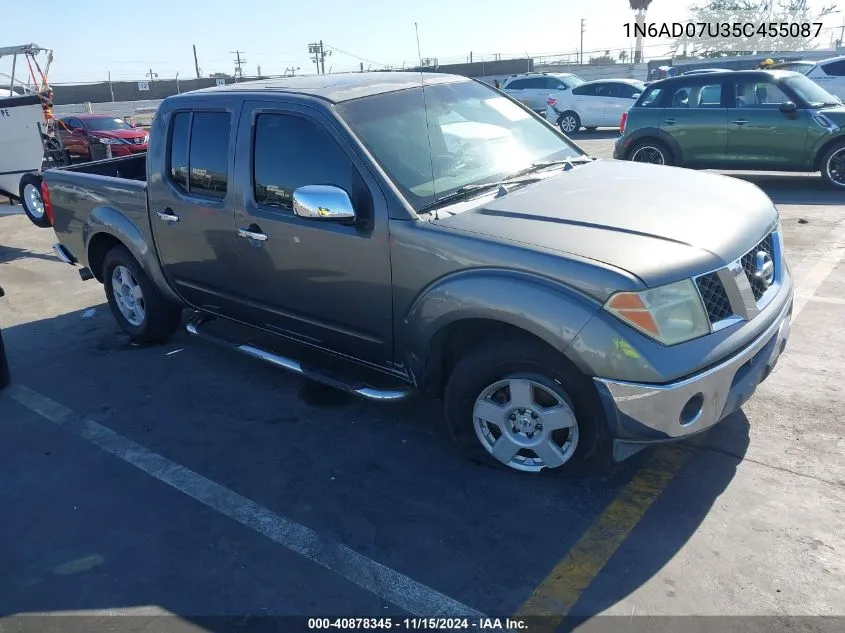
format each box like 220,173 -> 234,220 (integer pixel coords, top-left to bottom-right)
605,279 -> 711,346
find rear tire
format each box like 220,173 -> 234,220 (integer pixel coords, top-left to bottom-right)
102,244 -> 182,345
444,339 -> 603,476
627,139 -> 673,166
558,111 -> 581,134
820,141 -> 845,190
18,173 -> 51,228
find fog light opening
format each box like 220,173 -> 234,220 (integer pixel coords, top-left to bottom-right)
680,393 -> 704,427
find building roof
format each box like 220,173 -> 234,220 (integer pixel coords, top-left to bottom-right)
188,71 -> 468,103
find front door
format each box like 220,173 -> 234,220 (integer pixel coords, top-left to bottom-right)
660,80 -> 728,165
232,102 -> 393,365
147,103 -> 248,318
604,82 -> 643,128
723,78 -> 810,169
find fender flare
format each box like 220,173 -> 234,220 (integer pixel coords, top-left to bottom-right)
83,206 -> 180,304
399,268 -> 603,392
622,127 -> 684,164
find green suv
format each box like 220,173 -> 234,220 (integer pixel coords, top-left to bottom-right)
614,70 -> 845,189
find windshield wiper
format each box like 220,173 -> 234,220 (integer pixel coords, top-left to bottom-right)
418,157 -> 594,215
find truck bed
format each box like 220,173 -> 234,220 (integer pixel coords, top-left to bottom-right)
60,153 -> 147,181
43,153 -> 151,274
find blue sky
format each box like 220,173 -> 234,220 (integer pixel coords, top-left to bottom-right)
3,0 -> 843,83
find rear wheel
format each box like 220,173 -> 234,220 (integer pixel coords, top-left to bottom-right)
102,245 -> 182,345
558,111 -> 581,134
627,139 -> 673,166
18,173 -> 50,228
820,141 -> 845,190
444,339 -> 601,475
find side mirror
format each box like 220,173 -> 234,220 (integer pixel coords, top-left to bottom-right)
780,101 -> 797,114
292,185 -> 356,222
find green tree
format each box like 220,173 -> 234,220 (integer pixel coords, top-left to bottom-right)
671,0 -> 838,57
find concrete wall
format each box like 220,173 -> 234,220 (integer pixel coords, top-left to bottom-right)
51,76 -> 239,106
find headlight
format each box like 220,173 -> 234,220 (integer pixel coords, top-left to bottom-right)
604,279 -> 711,345
143,134 -> 149,144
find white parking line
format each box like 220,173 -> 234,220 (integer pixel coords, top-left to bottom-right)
790,221 -> 845,322
6,383 -> 487,619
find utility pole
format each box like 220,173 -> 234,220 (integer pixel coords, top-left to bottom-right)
257,64 -> 262,77
580,19 -> 585,65
231,50 -> 246,80
193,44 -> 201,78
146,68 -> 158,82
308,41 -> 330,74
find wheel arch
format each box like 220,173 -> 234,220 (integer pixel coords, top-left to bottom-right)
811,133 -> 845,171
623,127 -> 682,163
400,269 -> 602,398
83,207 -> 180,304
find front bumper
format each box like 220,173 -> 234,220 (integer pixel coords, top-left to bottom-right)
594,291 -> 793,461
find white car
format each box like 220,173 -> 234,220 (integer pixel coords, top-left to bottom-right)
544,79 -> 645,133
502,72 -> 586,111
794,56 -> 845,100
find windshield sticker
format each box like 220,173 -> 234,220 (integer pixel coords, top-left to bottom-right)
485,97 -> 530,121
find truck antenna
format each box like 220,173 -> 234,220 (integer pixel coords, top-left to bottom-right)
416,21 -> 438,220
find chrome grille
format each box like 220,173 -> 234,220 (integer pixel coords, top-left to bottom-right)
695,272 -> 732,323
740,233 -> 775,300
694,228 -> 780,328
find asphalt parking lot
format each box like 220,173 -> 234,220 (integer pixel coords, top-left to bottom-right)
1,135 -> 844,633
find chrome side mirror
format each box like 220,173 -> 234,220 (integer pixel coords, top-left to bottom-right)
779,101 -> 797,114
292,185 -> 356,222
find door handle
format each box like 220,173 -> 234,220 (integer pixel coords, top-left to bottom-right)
156,209 -> 180,223
238,227 -> 268,241
731,119 -> 748,125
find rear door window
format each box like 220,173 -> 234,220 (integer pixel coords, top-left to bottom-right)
166,110 -> 231,198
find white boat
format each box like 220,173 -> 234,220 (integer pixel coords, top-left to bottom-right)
0,43 -> 58,225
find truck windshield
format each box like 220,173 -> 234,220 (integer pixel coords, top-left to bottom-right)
335,79 -> 583,212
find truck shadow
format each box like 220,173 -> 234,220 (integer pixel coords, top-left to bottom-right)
0,245 -> 61,265
0,304 -> 749,626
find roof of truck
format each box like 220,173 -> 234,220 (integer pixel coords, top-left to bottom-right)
187,71 -> 468,103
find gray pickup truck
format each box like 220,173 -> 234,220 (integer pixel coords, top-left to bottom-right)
43,72 -> 793,474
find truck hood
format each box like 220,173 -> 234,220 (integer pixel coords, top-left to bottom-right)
434,159 -> 778,287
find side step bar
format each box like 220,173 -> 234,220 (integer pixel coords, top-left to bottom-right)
185,319 -> 413,403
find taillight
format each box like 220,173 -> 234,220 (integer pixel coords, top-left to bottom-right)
41,178 -> 54,226
620,112 -> 628,134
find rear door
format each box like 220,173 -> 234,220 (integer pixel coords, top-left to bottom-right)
230,101 -> 393,364
659,79 -> 729,165
723,77 -> 811,169
604,82 -> 644,127
568,83 -> 604,127
147,101 -> 250,318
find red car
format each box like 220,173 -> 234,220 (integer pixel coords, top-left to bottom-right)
56,114 -> 149,160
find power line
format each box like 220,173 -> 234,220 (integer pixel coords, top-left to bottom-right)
322,43 -> 386,68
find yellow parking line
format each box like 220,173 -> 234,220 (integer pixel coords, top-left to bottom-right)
514,445 -> 692,628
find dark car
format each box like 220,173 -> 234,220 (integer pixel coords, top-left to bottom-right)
0,285 -> 9,390
614,70 -> 845,189
56,114 -> 149,160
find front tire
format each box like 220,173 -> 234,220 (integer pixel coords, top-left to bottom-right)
102,244 -> 182,344
444,339 -> 601,475
18,173 -> 51,228
820,141 -> 845,190
558,111 -> 581,134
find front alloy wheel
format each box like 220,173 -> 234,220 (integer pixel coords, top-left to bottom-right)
473,375 -> 579,472
823,145 -> 845,189
559,114 -> 580,134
